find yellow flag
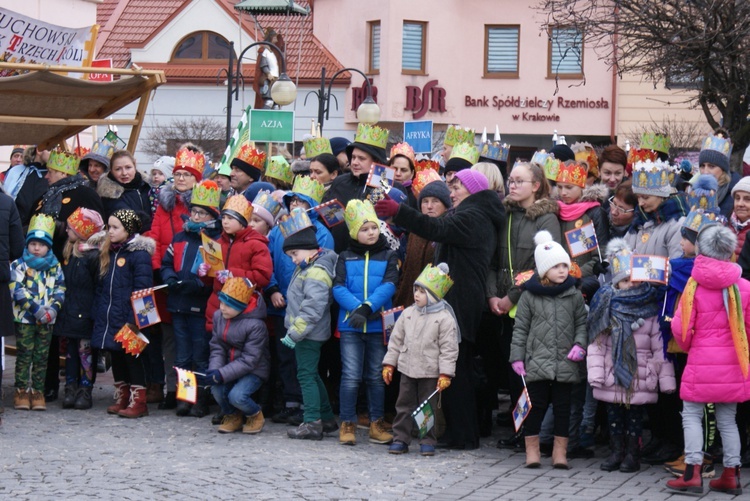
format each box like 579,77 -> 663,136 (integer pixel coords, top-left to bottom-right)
175,368 -> 197,404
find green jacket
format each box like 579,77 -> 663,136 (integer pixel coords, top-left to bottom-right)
509,283 -> 588,383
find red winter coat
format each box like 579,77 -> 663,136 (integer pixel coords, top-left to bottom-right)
146,185 -> 191,271
205,225 -> 273,331
672,255 -> 750,403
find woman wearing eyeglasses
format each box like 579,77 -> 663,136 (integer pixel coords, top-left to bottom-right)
608,180 -> 637,239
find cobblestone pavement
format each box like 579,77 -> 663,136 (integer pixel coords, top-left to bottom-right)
1,355 -> 747,500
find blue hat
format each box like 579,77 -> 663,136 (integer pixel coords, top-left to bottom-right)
244,182 -> 277,204
330,137 -> 352,156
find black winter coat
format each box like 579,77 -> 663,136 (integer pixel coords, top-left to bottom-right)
14,162 -> 48,229
0,191 -> 24,335
53,236 -> 103,339
97,172 -> 152,230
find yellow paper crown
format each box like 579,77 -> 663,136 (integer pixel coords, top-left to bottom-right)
303,136 -> 332,158
412,169 -> 443,198
221,277 -> 255,305
191,180 -> 221,210
415,263 -> 454,300
444,125 -> 476,147
571,142 -> 599,178
555,160 -> 589,188
640,132 -> 670,154
344,199 -> 379,240
235,144 -> 267,171
291,175 -> 325,204
278,208 -> 314,239
265,156 -> 294,185
222,194 -> 253,224
354,123 -> 389,149
175,148 -> 206,178
449,142 -> 480,165
47,150 -> 79,176
390,142 -> 415,164
27,213 -> 56,243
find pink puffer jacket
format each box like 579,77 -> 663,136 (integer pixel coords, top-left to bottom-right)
672,255 -> 750,403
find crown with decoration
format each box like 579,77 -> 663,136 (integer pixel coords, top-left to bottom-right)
450,142 -> 480,165
252,190 -> 282,220
626,148 -> 658,175
278,208 -> 314,239
631,159 -> 675,197
640,132 -> 670,154
290,175 -> 325,204
532,151 -> 561,182
700,132 -> 733,159
390,142 -> 415,164
354,123 -> 389,149
555,160 -> 588,188
220,277 -> 255,308
571,142 -> 599,178
74,146 -> 90,157
67,207 -> 104,240
610,246 -> 632,279
686,174 -> 718,212
412,169 -> 443,198
234,144 -> 267,171
303,136 -> 332,158
90,139 -> 115,160
415,263 -> 454,300
480,141 -> 510,163
344,199 -> 379,238
415,157 -> 440,172
27,213 -> 56,245
265,155 -> 294,185
222,194 -> 253,225
682,208 -> 719,234
175,148 -> 206,179
444,125 -> 476,147
47,150 -> 79,176
192,180 -> 221,211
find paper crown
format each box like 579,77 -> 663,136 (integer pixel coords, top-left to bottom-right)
290,175 -> 325,204
444,125 -> 475,147
47,150 -> 79,176
532,151 -> 561,182
174,148 -> 206,180
67,207 -> 103,240
682,208 -> 720,234
303,136 -> 332,158
74,146 -> 90,157
610,246 -> 632,280
90,139 -> 115,160
390,142 -> 415,164
344,199 -> 379,239
278,207 -> 314,239
480,141 -> 510,162
27,213 -> 55,245
687,175 -> 718,211
631,159 -> 675,197
221,277 -> 255,307
222,194 -> 253,224
252,190 -> 282,220
412,169 -> 443,198
626,148 -> 658,175
234,144 -> 267,171
192,180 -> 221,210
354,123 -> 389,149
265,155 -> 294,185
415,263 -> 454,300
555,160 -> 588,188
700,133 -> 733,159
415,158 -> 440,172
449,142 -> 480,165
640,133 -> 670,154
571,142 -> 599,178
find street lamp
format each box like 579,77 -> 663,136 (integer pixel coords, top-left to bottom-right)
304,66 -> 380,134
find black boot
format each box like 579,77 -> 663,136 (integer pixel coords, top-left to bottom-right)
497,428 -> 525,451
189,388 -> 209,418
620,435 -> 641,472
158,391 -> 177,410
601,434 -> 625,471
62,384 -> 78,409
175,399 -> 192,416
74,386 -> 93,410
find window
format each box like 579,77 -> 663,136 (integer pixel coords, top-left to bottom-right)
485,25 -> 520,78
548,26 -> 583,78
171,31 -> 234,63
368,21 -> 380,74
402,21 -> 426,75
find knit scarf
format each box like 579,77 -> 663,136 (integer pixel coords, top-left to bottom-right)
628,194 -> 688,234
522,273 -> 576,296
730,212 -> 750,233
184,219 -> 218,234
22,248 -> 59,271
38,174 -> 88,219
556,200 -> 600,222
347,234 -> 389,255
587,282 -> 661,392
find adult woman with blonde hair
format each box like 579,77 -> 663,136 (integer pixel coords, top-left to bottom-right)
472,162 -> 505,199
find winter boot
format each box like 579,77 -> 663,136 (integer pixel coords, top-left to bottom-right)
218,411 -> 243,433
106,382 -> 130,415
30,390 -> 47,411
175,399 -> 192,417
146,383 -> 164,404
118,385 -> 149,418
242,410 -> 265,434
525,435 -> 541,468
709,466 -> 742,495
159,391 -> 177,410
369,417 -> 394,444
666,463 -> 703,495
189,387 -> 210,418
601,434 -> 626,472
552,436 -> 570,470
73,386 -> 93,410
620,435 -> 641,472
339,421 -> 357,445
62,383 -> 78,409
13,388 -> 30,410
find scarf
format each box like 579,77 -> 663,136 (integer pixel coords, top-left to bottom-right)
414,298 -> 462,343
184,219 -> 218,234
717,180 -> 731,209
588,282 -> 661,393
628,193 -> 688,234
22,248 -> 59,271
5,163 -> 46,200
38,174 -> 88,219
556,200 -> 601,222
347,234 -> 389,255
730,212 -> 750,233
523,273 -> 577,296
107,171 -> 144,191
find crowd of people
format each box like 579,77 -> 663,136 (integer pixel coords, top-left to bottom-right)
0,122 -> 749,496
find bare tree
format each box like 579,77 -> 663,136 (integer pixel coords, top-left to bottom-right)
625,115 -> 707,159
142,117 -> 226,163
538,0 -> 750,163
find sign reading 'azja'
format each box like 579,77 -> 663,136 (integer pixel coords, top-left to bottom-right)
249,109 -> 295,143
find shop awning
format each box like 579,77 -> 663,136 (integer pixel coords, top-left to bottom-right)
234,0 -> 309,16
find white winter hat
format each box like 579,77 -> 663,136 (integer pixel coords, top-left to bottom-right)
731,176 -> 750,197
534,230 -> 571,278
152,156 -> 175,179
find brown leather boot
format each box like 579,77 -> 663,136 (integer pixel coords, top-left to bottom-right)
106,382 -> 130,415
552,436 -> 570,469
525,435 -> 541,468
118,385 -> 149,419
146,383 -> 164,404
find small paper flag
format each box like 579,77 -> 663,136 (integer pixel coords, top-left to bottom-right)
175,367 -> 198,404
366,163 -> 395,189
513,387 -> 533,432
564,222 -> 599,258
631,254 -> 668,285
412,401 -> 435,439
381,306 -> 405,346
130,289 -> 161,329
314,199 -> 346,228
114,323 -> 150,356
201,233 -> 224,277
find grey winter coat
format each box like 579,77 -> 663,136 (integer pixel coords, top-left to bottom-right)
284,249 -> 337,343
510,283 -> 588,383
624,216 -> 685,259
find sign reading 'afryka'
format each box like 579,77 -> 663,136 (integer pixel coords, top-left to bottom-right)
403,120 -> 433,154
249,109 -> 295,143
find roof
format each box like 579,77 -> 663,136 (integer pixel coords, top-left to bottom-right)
96,0 -> 348,85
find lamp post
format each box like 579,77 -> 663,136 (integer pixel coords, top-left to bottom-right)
219,40 -> 298,146
304,67 -> 380,134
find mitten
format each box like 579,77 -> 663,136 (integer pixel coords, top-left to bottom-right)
374,198 -> 399,219
347,304 -> 372,329
511,360 -> 526,376
216,269 -> 233,284
382,365 -> 394,385
34,307 -> 52,324
437,375 -> 452,392
280,335 -> 296,349
567,345 -> 586,362
45,307 -> 57,324
166,278 -> 180,290
592,261 -> 610,276
197,263 -> 210,277
204,369 -> 223,386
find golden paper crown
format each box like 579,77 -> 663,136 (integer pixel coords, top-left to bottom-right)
444,125 -> 476,147
390,142 -> 415,164
28,213 -> 56,242
626,148 -> 658,174
303,136 -> 332,158
701,133 -> 733,158
265,155 -> 294,185
192,180 -> 221,210
682,208 -> 719,234
175,148 -> 206,179
222,194 -> 253,224
415,263 -> 454,300
278,208 -> 314,238
221,277 -> 255,305
344,199 -> 379,239
555,160 -> 588,188
571,142 -> 599,178
235,144 -> 267,171
412,169 -> 443,198
47,150 -> 79,176
90,139 -> 115,160
291,175 -> 325,204
354,123 -> 389,149
415,158 -> 440,172
67,207 -> 103,240
631,159 -> 674,196
449,142 -> 480,165
640,133 -> 670,154
252,190 -> 282,219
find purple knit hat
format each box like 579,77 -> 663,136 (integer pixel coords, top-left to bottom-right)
454,169 -> 489,194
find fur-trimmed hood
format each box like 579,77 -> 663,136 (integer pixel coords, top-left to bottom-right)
504,197 -> 559,220
157,183 -> 192,212
550,183 -> 609,203
79,230 -> 107,253
125,234 -> 156,255
96,174 -> 125,199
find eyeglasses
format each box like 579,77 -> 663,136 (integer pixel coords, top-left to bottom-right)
173,171 -> 194,179
608,196 -> 635,214
190,207 -> 210,217
507,179 -> 532,187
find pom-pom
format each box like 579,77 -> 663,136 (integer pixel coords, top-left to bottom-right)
436,262 -> 450,275
692,173 -> 718,192
629,318 -> 645,331
680,159 -> 693,174
605,237 -> 631,262
534,230 -> 554,247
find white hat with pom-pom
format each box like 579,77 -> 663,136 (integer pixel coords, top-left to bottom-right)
534,230 -> 571,278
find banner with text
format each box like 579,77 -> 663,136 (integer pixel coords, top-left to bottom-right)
403,120 -> 433,154
249,109 -> 295,143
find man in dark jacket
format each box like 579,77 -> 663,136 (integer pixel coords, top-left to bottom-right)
4,146 -> 49,229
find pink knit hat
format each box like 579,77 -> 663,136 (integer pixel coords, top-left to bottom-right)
454,169 -> 489,194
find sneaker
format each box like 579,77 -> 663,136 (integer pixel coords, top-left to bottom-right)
288,420 -> 323,440
322,418 -> 339,434
242,410 -> 265,434
30,390 -> 47,411
217,412 -> 244,433
369,417 -> 394,444
271,406 -> 302,424
339,421 -> 357,445
14,389 -> 30,410
388,441 -> 409,454
420,444 -> 436,457
666,458 -> 716,478
357,412 -> 370,429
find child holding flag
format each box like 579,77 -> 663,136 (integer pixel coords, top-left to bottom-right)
382,263 -> 459,456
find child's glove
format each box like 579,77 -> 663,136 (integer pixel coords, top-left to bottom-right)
511,360 -> 526,376
166,278 -> 180,290
280,335 -> 296,349
347,304 -> 372,329
382,365 -> 394,385
197,263 -> 210,277
216,270 -> 233,284
437,375 -> 452,392
567,345 -> 586,362
203,370 -> 223,386
34,307 -> 53,325
374,198 -> 400,219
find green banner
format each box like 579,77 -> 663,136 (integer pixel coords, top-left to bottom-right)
249,109 -> 295,143
216,107 -> 252,174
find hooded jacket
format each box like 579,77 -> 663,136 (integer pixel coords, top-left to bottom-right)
556,183 -> 610,278
97,173 -> 152,228
10,253 -> 66,325
147,184 -> 191,271
284,248 -> 337,343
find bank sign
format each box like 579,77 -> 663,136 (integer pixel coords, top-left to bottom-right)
465,94 -> 610,122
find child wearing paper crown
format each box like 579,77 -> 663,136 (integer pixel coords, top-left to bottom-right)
204,277 -> 271,435
587,239 -> 675,473
54,208 -> 105,410
279,209 -> 338,440
333,199 -> 399,446
160,180 -> 222,418
91,209 -> 155,419
509,230 -> 588,470
382,263 -> 459,456
10,214 -> 66,412
667,224 -> 750,496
